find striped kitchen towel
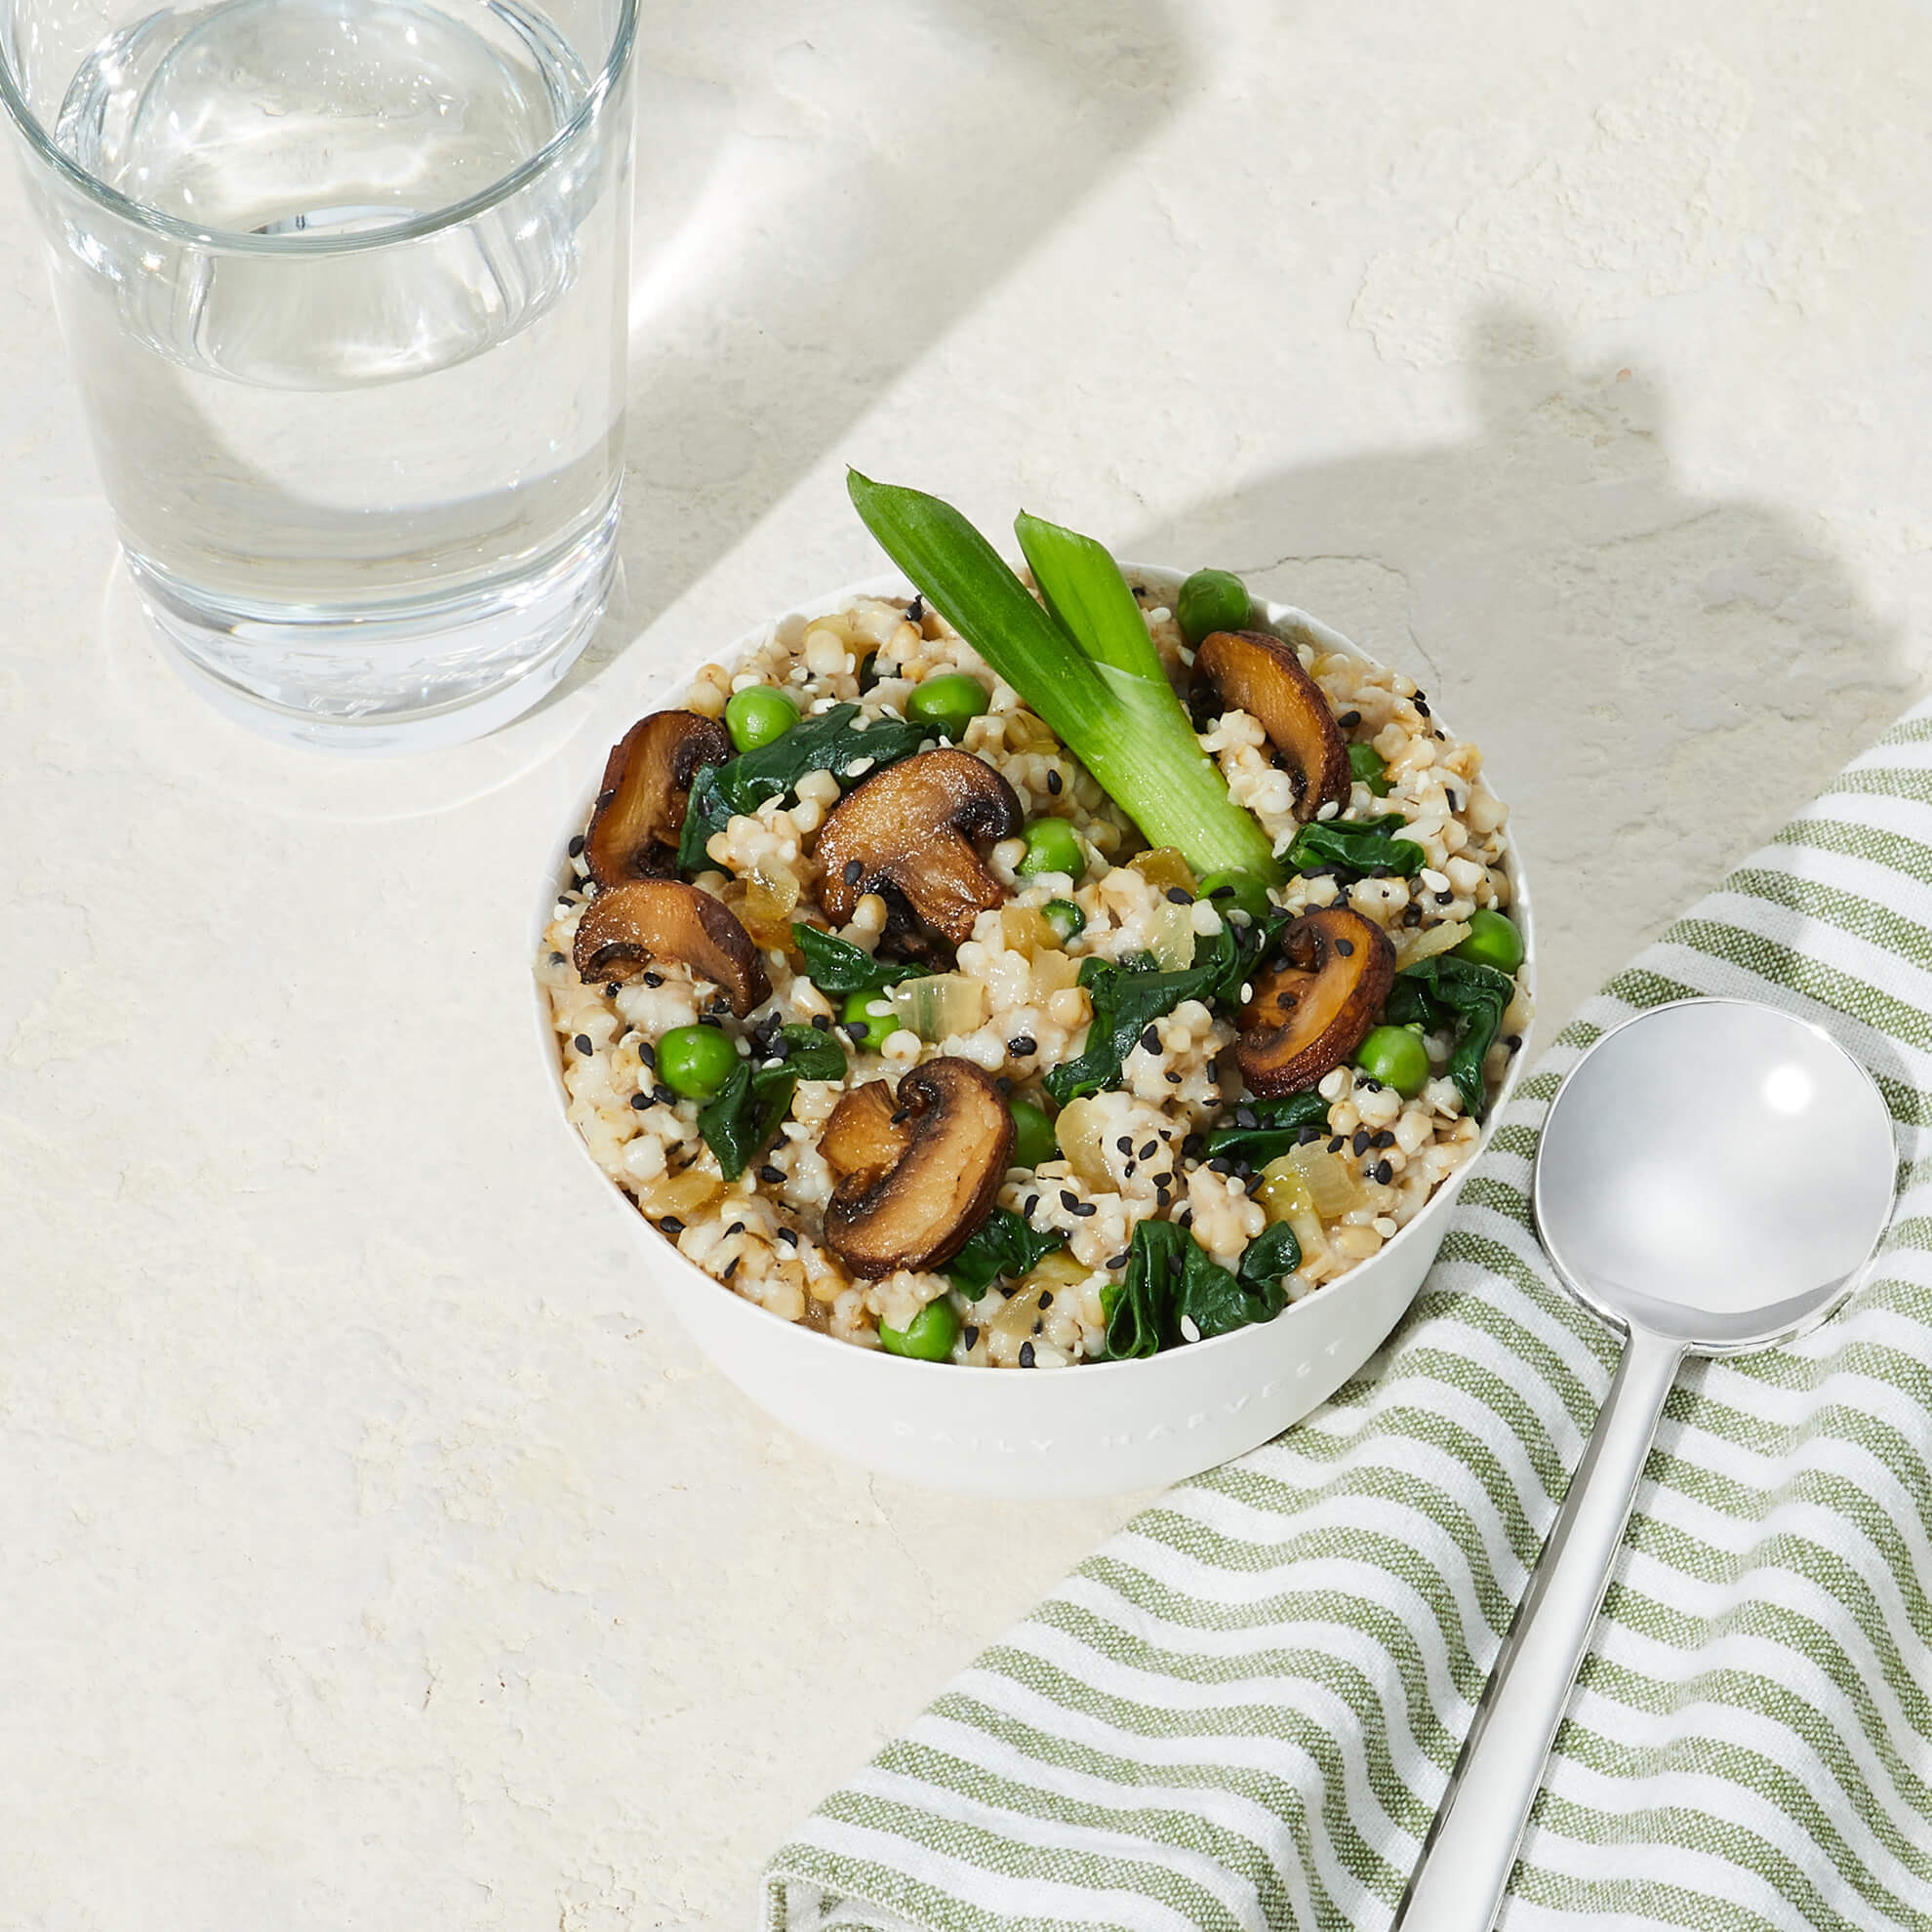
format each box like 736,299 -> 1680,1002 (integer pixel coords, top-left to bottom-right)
762,707 -> 1932,1932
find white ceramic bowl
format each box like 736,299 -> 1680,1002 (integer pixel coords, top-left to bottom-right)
531,568 -> 1533,1498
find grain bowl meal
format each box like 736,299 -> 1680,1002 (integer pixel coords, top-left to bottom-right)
539,476 -> 1531,1371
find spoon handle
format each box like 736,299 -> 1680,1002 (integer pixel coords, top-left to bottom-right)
1389,1324 -> 1685,1932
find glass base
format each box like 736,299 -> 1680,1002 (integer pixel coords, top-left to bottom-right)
127,491 -> 620,753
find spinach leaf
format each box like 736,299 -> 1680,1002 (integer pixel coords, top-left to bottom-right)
1283,813 -> 1426,880
1101,1219 -> 1291,1359
1202,1089 -> 1332,1167
697,1025 -> 848,1181
677,704 -> 932,868
790,924 -> 932,996
1383,953 -> 1514,1119
1044,912 -> 1287,1106
1236,1220 -> 1303,1298
946,1207 -> 1066,1300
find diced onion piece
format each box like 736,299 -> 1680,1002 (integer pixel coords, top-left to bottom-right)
1256,1155 -> 1314,1224
1284,1141 -> 1368,1219
1144,897 -> 1197,972
638,1168 -> 724,1221
1051,1096 -> 1109,1189
1001,906 -> 1058,957
1026,1249 -> 1090,1294
888,972 -> 987,1041
1131,846 -> 1198,897
1395,919 -> 1470,969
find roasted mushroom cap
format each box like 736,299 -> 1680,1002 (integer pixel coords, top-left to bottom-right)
1236,905 -> 1395,1096
814,748 -> 1023,949
821,1059 -> 1016,1279
573,879 -> 771,1017
584,709 -> 732,886
1196,629 -> 1350,816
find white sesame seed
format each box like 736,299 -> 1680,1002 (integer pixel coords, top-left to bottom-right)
1316,800 -> 1341,821
1179,1314 -> 1201,1344
1420,867 -> 1451,893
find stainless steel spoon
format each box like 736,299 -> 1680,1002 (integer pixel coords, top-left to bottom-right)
1391,997 -> 1897,1932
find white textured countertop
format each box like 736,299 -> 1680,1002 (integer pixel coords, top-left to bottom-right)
7,2 -> 1932,1925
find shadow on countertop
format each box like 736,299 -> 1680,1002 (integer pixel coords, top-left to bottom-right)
1131,306 -> 1917,1026
541,0 -> 1191,706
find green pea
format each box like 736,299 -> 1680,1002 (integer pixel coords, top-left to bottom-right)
723,683 -> 798,753
906,671 -> 990,742
1348,742 -> 1390,796
1017,817 -> 1084,879
1176,567 -> 1252,647
1008,1099 -> 1058,1170
1042,899 -> 1086,944
656,1023 -> 739,1101
1354,1024 -> 1430,1098
1454,908 -> 1525,975
1197,868 -> 1274,924
840,988 -> 898,1053
879,1296 -> 961,1361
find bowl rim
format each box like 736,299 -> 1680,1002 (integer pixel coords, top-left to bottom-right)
528,562 -> 1536,1384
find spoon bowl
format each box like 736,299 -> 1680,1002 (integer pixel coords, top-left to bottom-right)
1394,998 -> 1896,1932
1534,998 -> 1898,1350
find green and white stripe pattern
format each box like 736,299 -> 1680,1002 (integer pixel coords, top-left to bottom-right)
764,710 -> 1932,1932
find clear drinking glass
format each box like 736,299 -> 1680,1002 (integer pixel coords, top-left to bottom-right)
1,0 -> 636,750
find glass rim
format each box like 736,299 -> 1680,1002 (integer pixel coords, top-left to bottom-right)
0,0 -> 638,255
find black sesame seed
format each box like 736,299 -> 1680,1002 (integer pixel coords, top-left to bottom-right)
721,1257 -> 740,1281
1208,883 -> 1234,900
889,1107 -> 911,1126
996,1075 -> 1013,1095
1375,1159 -> 1394,1185
568,834 -> 585,858
1371,1130 -> 1395,1149
1351,1130 -> 1370,1155
1358,1076 -> 1382,1093
1335,939 -> 1354,957
1019,1341 -> 1036,1367
1031,1318 -> 1043,1335
842,858 -> 865,887
1446,789 -> 1461,811
811,1013 -> 832,1031
758,1164 -> 785,1185
548,950 -> 566,966
1178,1207 -> 1193,1228
1234,1106 -> 1257,1129
777,1227 -> 798,1246
1403,906 -> 1424,927
1071,1200 -> 1098,1218
1139,1140 -> 1159,1160
1046,768 -> 1063,795
1116,1135 -> 1134,1153
1328,1136 -> 1346,1153
660,1216 -> 685,1235
1106,1252 -> 1129,1268
1166,1070 -> 1184,1085
654,1084 -> 677,1107
1060,1190 -> 1080,1212
1508,1034 -> 1523,1052
1140,1025 -> 1161,1055
1415,700 -> 1431,718
604,983 -> 620,998
1339,709 -> 1362,728
726,1221 -> 745,1237
1183,1134 -> 1205,1158
1165,886 -> 1192,906
844,1022 -> 870,1045
1413,688 -> 1428,704
906,594 -> 924,624
642,972 -> 664,988
630,1093 -> 650,1110
574,1033 -> 593,1055
962,1323 -> 979,1349
1037,1291 -> 1054,1309
556,896 -> 574,911
1208,1156 -> 1235,1174
1298,1124 -> 1322,1145
1123,1161 -> 1137,1178
635,1040 -> 657,1068
1008,1035 -> 1037,1057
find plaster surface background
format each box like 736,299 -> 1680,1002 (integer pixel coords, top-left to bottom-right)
5,1 -> 1931,1925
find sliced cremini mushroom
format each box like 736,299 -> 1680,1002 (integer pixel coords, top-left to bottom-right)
584,709 -> 732,886
573,879 -> 771,1017
814,748 -> 1023,950
820,1058 -> 1015,1279
1196,629 -> 1350,815
1236,905 -> 1394,1097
